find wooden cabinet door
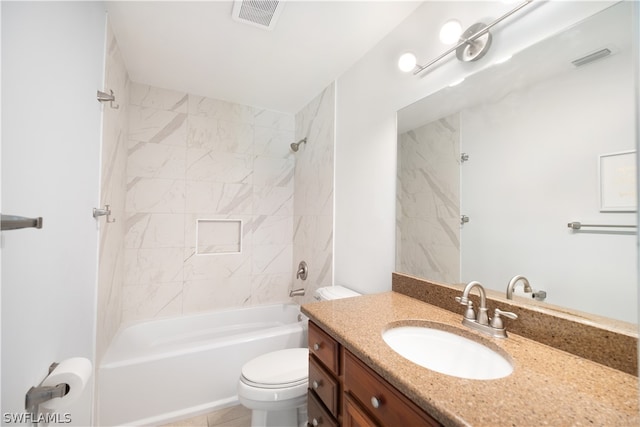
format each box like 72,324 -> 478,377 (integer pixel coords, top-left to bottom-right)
343,350 -> 441,427
343,394 -> 379,427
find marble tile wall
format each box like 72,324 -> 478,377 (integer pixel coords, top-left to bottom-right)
122,83 -> 297,323
96,21 -> 130,363
396,113 -> 460,284
292,83 -> 335,303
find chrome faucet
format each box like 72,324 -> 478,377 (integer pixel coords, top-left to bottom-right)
456,281 -> 489,325
455,281 -> 518,338
506,275 -> 532,299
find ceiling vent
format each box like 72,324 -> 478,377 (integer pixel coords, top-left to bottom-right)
232,0 -> 285,31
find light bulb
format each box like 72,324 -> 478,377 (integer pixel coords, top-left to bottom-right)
398,52 -> 417,73
439,20 -> 462,45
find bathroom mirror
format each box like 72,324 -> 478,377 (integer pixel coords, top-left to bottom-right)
396,1 -> 637,324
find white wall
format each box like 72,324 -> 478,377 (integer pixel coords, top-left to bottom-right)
334,1 -> 618,294
1,2 -> 105,425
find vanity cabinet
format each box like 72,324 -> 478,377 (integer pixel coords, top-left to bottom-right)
308,321 -> 341,426
343,350 -> 441,427
308,321 -> 442,427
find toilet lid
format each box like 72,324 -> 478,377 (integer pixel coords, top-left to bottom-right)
241,348 -> 308,387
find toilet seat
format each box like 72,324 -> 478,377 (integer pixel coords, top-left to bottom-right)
241,348 -> 308,386
241,376 -> 307,389
238,348 -> 309,402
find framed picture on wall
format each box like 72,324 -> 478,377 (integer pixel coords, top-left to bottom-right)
599,150 -> 637,212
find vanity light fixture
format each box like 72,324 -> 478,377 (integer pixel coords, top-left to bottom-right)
439,19 -> 462,44
398,52 -> 418,72
400,0 -> 534,76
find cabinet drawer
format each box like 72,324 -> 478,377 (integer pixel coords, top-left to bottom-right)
309,321 -> 340,375
344,350 -> 441,427
309,355 -> 339,416
308,389 -> 338,427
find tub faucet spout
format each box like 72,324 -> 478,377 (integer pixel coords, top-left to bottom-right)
289,288 -> 305,297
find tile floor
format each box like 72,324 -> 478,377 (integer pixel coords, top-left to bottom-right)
161,405 -> 251,427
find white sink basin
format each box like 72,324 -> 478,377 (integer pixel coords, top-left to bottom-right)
382,324 -> 513,380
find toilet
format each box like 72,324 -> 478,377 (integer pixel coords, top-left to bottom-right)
237,285 -> 361,427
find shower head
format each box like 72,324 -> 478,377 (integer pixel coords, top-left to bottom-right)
290,138 -> 307,152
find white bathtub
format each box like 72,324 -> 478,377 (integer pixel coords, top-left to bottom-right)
98,303 -> 308,426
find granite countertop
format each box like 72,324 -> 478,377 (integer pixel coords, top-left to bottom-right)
301,292 -> 639,427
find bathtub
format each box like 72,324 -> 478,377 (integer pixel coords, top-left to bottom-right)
98,303 -> 308,426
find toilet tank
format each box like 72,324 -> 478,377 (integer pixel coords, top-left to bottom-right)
314,286 -> 361,301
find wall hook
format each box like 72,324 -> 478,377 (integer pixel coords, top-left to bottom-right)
97,89 -> 119,109
93,204 -> 115,223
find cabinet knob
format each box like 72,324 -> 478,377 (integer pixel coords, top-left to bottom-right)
371,396 -> 382,409
312,416 -> 322,426
313,342 -> 321,351
312,379 -> 322,389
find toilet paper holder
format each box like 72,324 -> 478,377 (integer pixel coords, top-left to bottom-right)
25,363 -> 69,416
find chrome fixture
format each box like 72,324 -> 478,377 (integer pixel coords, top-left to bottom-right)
1,214 -> 43,231
93,204 -> 115,223
455,281 -> 518,338
405,0 -> 534,76
506,275 -> 532,300
567,221 -> 636,230
25,384 -> 68,417
460,215 -> 470,225
25,363 -> 68,417
507,275 -> 547,301
289,288 -> 305,297
97,89 -> 119,109
532,290 -> 547,301
572,48 -> 612,67
460,153 -> 470,163
455,22 -> 492,63
290,137 -> 307,152
295,261 -> 308,280
456,281 -> 489,325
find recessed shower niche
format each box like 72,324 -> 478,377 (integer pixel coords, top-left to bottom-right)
196,219 -> 243,255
